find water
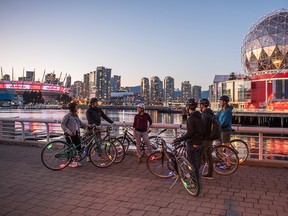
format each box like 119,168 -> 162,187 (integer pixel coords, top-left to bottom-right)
0,108 -> 184,124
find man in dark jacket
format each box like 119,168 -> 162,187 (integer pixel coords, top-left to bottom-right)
86,98 -> 114,135
199,98 -> 214,179
171,98 -> 203,181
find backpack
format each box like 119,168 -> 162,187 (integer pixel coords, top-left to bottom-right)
209,118 -> 221,140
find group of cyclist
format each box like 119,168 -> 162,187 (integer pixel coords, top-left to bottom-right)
61,98 -> 114,167
170,95 -> 233,182
61,95 -> 234,177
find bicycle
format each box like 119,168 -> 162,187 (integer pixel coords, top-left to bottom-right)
101,125 -> 126,163
211,141 -> 239,175
117,126 -> 163,157
41,125 -> 117,171
146,140 -> 200,197
229,129 -> 249,164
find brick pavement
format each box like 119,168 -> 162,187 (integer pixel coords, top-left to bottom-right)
0,144 -> 287,216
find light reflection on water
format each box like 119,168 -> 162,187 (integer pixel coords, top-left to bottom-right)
0,109 -> 184,124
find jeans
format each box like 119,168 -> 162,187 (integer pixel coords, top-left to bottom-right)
186,143 -> 202,180
200,140 -> 213,176
134,130 -> 151,158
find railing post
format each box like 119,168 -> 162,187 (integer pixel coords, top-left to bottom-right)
174,128 -> 178,138
20,122 -> 25,141
45,123 -> 50,142
259,132 -> 263,160
0,122 -> 2,139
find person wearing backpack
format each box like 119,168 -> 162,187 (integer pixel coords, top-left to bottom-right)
199,98 -> 214,180
215,95 -> 234,169
170,98 -> 203,182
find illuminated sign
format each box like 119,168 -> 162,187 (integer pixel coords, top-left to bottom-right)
4,84 -> 30,89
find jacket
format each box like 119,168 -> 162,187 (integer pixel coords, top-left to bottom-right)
61,113 -> 85,134
133,113 -> 152,132
201,108 -> 214,140
86,106 -> 114,126
216,105 -> 233,131
175,111 -> 203,145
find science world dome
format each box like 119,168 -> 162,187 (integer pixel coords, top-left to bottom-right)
241,8 -> 288,75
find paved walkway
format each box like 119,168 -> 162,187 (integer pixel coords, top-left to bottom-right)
0,144 -> 287,216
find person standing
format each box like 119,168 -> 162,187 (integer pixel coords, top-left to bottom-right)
170,98 -> 203,181
133,103 -> 152,163
86,98 -> 114,136
61,102 -> 86,168
199,98 -> 214,179
216,95 -> 233,169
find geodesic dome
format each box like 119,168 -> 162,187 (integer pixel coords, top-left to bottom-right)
241,8 -> 288,75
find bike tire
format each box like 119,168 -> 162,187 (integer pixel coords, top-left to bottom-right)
212,145 -> 239,175
230,139 -> 249,164
117,136 -> 130,153
41,140 -> 72,171
146,151 -> 175,178
110,137 -> 126,163
88,140 -> 117,168
177,156 -> 200,197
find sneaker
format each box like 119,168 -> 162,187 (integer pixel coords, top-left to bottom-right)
86,157 -> 91,162
202,173 -> 213,180
69,161 -> 78,168
219,165 -> 231,170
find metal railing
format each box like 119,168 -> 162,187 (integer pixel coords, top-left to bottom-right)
0,117 -> 287,161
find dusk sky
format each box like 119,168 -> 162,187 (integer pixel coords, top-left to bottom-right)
0,0 -> 287,90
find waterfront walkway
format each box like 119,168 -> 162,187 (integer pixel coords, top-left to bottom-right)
0,144 -> 287,216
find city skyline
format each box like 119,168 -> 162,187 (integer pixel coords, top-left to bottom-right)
0,0 -> 287,90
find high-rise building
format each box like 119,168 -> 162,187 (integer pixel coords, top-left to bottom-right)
192,85 -> 201,100
150,76 -> 162,104
72,81 -> 83,98
95,66 -> 111,103
83,73 -> 90,98
181,81 -> 191,102
164,76 -> 174,102
111,75 -> 121,92
141,77 -> 150,102
89,71 -> 96,98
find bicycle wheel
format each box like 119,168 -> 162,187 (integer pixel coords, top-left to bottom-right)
88,140 -> 117,168
177,156 -> 200,197
110,138 -> 126,163
230,139 -> 249,164
146,151 -> 175,178
212,145 -> 239,175
41,140 -> 72,171
117,136 -> 130,153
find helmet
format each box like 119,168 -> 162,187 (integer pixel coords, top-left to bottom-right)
136,103 -> 145,109
185,98 -> 198,109
68,102 -> 78,111
90,98 -> 98,104
199,98 -> 210,107
219,95 -> 229,102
